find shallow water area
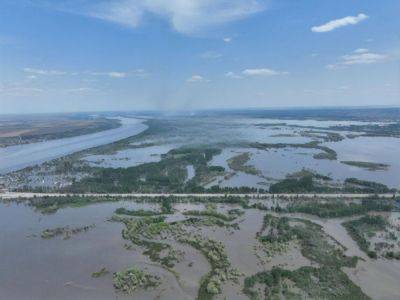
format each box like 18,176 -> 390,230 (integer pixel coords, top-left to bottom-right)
0,200 -> 168,300
83,144 -> 177,168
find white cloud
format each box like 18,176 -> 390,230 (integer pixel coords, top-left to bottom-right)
200,51 -> 222,59
88,71 -> 128,78
225,71 -> 242,79
187,75 -> 208,82
132,69 -> 149,77
225,68 -> 288,78
354,48 -> 369,54
242,68 -> 288,76
108,71 -> 127,78
311,13 -> 368,33
223,37 -> 232,43
65,87 -> 100,93
89,1 -> 143,28
326,64 -> 343,70
87,69 -> 147,78
61,0 -> 266,35
328,49 -> 389,69
342,52 -> 387,65
0,83 -> 44,97
23,68 -> 66,76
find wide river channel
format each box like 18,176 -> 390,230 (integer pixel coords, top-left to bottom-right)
0,117 -> 148,175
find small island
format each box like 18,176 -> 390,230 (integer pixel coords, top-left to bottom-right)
341,161 -> 389,171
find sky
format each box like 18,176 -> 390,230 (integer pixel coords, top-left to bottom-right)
0,0 -> 399,114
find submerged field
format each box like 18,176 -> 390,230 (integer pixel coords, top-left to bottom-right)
2,109 -> 399,193
0,195 -> 399,299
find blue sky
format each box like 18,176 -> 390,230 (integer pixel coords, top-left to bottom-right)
0,0 -> 399,113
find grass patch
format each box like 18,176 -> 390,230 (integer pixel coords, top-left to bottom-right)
344,178 -> 393,193
41,224 -> 95,239
227,152 -> 260,175
243,266 -> 369,300
113,267 -> 160,295
341,161 -> 389,171
258,214 -> 358,268
287,198 -> 395,218
179,234 -> 240,300
92,267 -> 109,278
342,215 -> 388,258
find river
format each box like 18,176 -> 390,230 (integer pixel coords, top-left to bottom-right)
0,117 -> 148,175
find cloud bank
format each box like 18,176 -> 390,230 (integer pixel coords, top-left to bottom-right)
54,0 -> 267,35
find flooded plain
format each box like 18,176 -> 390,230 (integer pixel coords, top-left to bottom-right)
1,198 -> 399,299
1,114 -> 399,191
78,116 -> 400,189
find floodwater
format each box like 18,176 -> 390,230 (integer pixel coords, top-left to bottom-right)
207,136 -> 400,189
0,199 -> 218,300
0,200 -> 156,300
2,115 -> 399,190
83,144 -> 176,168
236,117 -> 392,128
1,199 -> 400,299
0,118 -> 148,174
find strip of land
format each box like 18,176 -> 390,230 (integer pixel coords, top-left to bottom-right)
1,192 -> 398,200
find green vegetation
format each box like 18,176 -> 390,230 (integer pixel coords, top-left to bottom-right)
345,178 -> 392,193
330,122 -> 400,138
300,130 -> 344,142
287,198 -> 395,218
341,161 -> 389,171
66,147 -> 224,193
183,204 -> 243,223
268,170 -> 395,194
270,175 -> 315,193
251,141 -> 338,160
256,215 -> 295,256
343,215 -> 388,258
183,210 -> 237,222
269,171 -> 335,193
247,214 -> 365,299
41,224 -> 95,239
115,198 -> 173,216
120,216 -> 181,268
208,166 -> 225,172
115,207 -> 159,217
243,266 -> 369,300
92,267 -> 109,278
110,197 -> 246,299
29,195 -> 120,214
227,152 -> 260,175
113,267 -> 160,295
24,195 -> 250,215
258,214 -> 358,267
179,234 -> 240,300
313,146 -> 337,160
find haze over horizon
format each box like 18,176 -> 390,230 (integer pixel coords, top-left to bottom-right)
1,0 -> 399,114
